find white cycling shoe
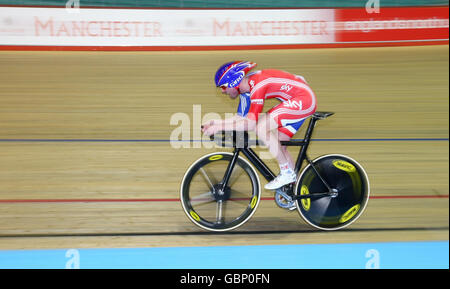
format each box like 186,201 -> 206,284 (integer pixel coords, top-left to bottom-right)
264,172 -> 297,190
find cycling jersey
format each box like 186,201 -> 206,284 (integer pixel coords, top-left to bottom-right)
236,69 -> 317,138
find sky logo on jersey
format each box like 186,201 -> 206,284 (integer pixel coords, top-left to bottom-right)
280,84 -> 293,92
283,99 -> 302,109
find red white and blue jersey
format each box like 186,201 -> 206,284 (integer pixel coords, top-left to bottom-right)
236,69 -> 317,138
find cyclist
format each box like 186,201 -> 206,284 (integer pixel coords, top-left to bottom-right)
202,61 -> 317,190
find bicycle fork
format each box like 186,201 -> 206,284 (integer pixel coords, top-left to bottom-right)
219,148 -> 241,191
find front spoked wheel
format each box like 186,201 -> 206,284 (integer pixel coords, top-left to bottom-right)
180,152 -> 261,232
295,154 -> 370,230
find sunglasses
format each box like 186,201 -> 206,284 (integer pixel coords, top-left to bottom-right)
218,85 -> 240,96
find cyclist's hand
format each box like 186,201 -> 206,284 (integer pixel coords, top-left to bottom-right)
202,119 -> 219,133
201,124 -> 208,134
201,120 -> 215,130
203,125 -> 220,137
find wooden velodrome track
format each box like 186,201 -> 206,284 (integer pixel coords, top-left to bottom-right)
0,45 -> 448,250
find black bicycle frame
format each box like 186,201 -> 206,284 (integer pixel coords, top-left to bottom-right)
219,115 -> 320,190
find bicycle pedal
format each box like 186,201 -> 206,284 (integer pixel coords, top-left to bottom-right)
274,188 -> 297,211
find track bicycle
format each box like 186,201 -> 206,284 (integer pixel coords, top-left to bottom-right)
180,112 -> 370,232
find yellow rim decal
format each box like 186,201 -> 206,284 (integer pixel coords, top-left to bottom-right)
209,155 -> 223,161
250,196 -> 258,209
190,210 -> 201,222
339,204 -> 361,223
300,185 -> 310,211
333,160 -> 356,173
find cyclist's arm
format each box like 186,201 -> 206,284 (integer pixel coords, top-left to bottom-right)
203,91 -> 264,136
203,116 -> 256,136
202,91 -> 252,129
208,114 -> 244,126
214,91 -> 264,132
220,115 -> 256,131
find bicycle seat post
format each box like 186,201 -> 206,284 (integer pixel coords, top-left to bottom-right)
293,112 -> 334,173
294,116 -> 318,173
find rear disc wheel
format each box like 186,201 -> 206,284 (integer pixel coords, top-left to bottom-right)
294,154 -> 370,230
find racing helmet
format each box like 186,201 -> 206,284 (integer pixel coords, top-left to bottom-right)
214,61 -> 257,88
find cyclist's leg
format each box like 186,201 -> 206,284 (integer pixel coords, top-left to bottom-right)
256,103 -> 308,169
269,103 -> 312,171
257,105 -> 300,189
255,113 -> 288,166
278,131 -> 295,170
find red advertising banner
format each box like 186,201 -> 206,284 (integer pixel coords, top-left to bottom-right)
335,7 -> 449,44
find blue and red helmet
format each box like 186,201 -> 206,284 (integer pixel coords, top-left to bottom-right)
214,61 -> 257,88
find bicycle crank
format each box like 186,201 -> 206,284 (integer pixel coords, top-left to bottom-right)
274,188 -> 296,211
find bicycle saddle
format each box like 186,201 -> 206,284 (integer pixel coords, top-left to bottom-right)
313,111 -> 334,120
